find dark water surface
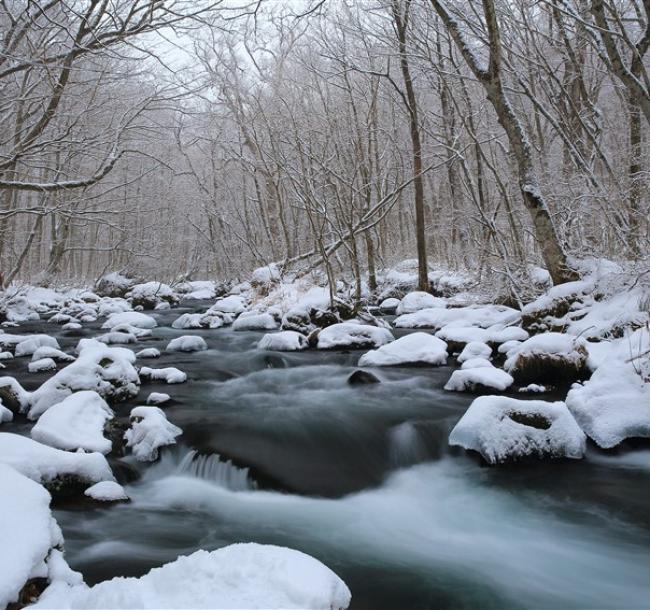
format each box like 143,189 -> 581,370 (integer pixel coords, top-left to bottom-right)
5,301 -> 650,609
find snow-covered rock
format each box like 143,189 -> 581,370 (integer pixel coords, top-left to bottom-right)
139,366 -> 187,384
258,331 -> 308,352
0,376 -> 30,413
124,406 -> 182,461
457,341 -> 492,363
396,292 -> 447,315
233,312 -> 278,331
0,433 -> 114,486
62,322 -> 82,331
0,463 -> 81,609
359,332 -> 447,367
0,403 -> 12,423
84,481 -> 129,502
14,335 -> 60,357
95,272 -> 135,298
166,335 -> 208,353
31,391 -> 114,454
566,331 -> 650,448
211,295 -> 247,315
378,298 -> 400,314
444,364 -> 514,392
31,347 -> 74,363
449,396 -> 586,464
33,543 -> 351,610
504,332 -> 588,384
435,325 -> 528,350
147,392 -> 170,405
521,280 -> 594,332
28,358 -> 57,373
96,330 -> 137,345
460,357 -> 495,370
172,313 -> 205,329
0,351 -> 13,360
136,348 -> 160,359
395,304 -> 520,330
102,311 -> 157,330
251,263 -> 281,286
317,323 -> 394,350
127,282 -> 179,309
28,340 -> 140,419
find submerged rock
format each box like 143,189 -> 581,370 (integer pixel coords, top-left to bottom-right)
347,370 -> 380,385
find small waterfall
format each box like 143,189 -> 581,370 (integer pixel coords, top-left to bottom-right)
176,450 -> 257,491
388,422 -> 429,467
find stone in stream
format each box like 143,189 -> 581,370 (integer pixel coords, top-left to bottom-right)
347,370 -> 380,385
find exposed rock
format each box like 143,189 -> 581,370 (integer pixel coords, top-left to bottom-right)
347,370 -> 381,385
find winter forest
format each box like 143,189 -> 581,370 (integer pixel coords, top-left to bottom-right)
1,1 -> 650,609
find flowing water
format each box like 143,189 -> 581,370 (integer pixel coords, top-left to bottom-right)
6,301 -> 650,609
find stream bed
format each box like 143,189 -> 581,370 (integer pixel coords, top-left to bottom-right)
5,300 -> 650,610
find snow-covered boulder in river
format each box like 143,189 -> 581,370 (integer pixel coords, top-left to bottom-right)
395,291 -> 447,315
233,312 -> 278,331
449,396 -> 586,464
84,480 -> 129,502
211,295 -> 247,315
166,335 -> 208,353
102,311 -> 157,330
139,366 -> 187,384
258,331 -> 308,352
124,406 -> 182,461
316,323 -> 394,350
31,391 -> 114,454
127,282 -> 179,309
359,332 -> 447,367
95,272 -> 135,298
32,543 -> 351,610
444,361 -> 514,393
457,341 -> 492,363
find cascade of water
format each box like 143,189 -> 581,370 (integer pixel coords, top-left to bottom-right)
388,422 -> 429,467
176,449 -> 257,491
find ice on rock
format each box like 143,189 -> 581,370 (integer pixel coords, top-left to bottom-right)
84,480 -> 128,502
258,331 -> 308,351
28,340 -> 140,419
31,391 -> 114,454
449,396 -> 586,464
139,366 -> 187,384
136,348 -> 160,359
211,295 -> 247,314
147,392 -> 170,405
124,406 -> 182,461
317,323 -> 394,350
101,311 -> 157,330
566,330 -> 650,448
395,291 -> 447,315
504,332 -> 588,384
233,311 -> 278,331
358,332 -> 447,367
457,341 -> 492,363
166,335 -> 208,352
29,358 -> 57,373
444,363 -> 514,392
0,463 -> 82,609
0,433 -> 114,485
32,543 -> 351,610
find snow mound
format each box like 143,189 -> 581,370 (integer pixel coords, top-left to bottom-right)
233,312 -> 278,331
31,391 -> 114,454
504,332 -> 588,384
317,323 -> 394,350
166,335 -> 208,353
127,282 -> 178,309
444,363 -> 514,392
84,481 -> 128,502
251,264 -> 281,286
33,543 -> 351,610
449,396 -> 586,463
0,463 -> 81,609
172,313 -> 205,329
29,358 -> 57,373
29,340 -> 140,419
102,311 -> 157,330
139,367 -> 187,384
435,324 -> 528,348
395,304 -> 520,330
31,347 -> 74,363
211,295 -> 247,314
124,406 -> 182,461
457,341 -> 492,363
147,392 -> 170,405
566,330 -> 650,448
136,348 -> 160,359
95,272 -> 135,298
15,335 -> 60,357
258,331 -> 308,351
96,330 -> 137,345
359,332 -> 447,366
379,297 -> 400,313
396,292 -> 447,315
0,433 -> 114,485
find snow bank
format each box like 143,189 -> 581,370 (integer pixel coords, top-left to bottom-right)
449,396 -> 586,463
317,323 -> 394,350
258,331 -> 308,351
166,335 -> 208,353
233,312 -> 278,331
359,332 -> 447,366
124,406 -> 182,461
31,391 -> 114,454
33,543 -> 351,610
139,367 -> 187,384
0,433 -> 114,485
395,291 -> 447,315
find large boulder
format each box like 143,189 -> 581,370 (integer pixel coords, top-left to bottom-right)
127,282 -> 179,309
95,272 -> 135,298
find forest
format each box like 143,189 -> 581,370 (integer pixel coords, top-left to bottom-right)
0,2 -> 649,610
